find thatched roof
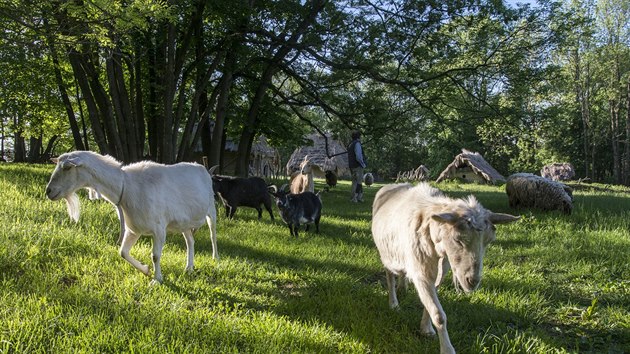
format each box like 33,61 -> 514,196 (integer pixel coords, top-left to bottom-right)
541,163 -> 575,181
286,133 -> 350,178
436,149 -> 505,184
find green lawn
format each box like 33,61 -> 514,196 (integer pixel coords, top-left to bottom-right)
1,163 -> 628,353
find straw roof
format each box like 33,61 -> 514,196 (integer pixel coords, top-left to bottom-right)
436,149 -> 505,184
541,163 -> 575,181
286,133 -> 350,178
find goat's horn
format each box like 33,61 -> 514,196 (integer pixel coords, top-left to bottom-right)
268,185 -> 278,194
280,184 -> 288,192
208,165 -> 219,175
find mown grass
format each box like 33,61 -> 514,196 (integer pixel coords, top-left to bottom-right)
0,163 -> 628,353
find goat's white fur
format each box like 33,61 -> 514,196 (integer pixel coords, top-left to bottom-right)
46,151 -> 218,284
290,155 -> 316,194
86,187 -> 126,244
372,182 -> 518,354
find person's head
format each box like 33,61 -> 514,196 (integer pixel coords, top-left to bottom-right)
351,130 -> 361,140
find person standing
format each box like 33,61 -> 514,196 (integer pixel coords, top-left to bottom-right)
347,130 -> 366,202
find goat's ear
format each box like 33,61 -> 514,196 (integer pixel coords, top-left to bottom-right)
51,157 -> 59,164
488,213 -> 520,225
432,213 -> 459,224
61,157 -> 82,170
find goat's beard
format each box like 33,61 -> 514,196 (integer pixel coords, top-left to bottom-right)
65,192 -> 81,222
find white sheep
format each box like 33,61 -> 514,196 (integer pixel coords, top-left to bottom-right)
506,173 -> 573,214
372,182 -> 518,354
45,151 -> 218,284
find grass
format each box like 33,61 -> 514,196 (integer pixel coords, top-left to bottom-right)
0,163 -> 628,353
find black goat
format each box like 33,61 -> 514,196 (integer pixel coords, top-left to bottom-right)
325,170 -> 337,188
270,186 -> 322,237
212,175 -> 274,220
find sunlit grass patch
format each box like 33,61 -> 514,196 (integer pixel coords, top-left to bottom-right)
0,164 -> 628,353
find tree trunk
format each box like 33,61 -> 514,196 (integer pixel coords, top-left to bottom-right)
624,78 -> 630,185
68,49 -> 109,155
46,25 -> 85,151
27,136 -> 42,163
610,99 -> 621,184
235,0 -> 326,176
41,135 -> 58,162
573,46 -> 591,179
210,73 -> 233,170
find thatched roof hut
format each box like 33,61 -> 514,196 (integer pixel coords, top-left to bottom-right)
286,133 -> 350,178
436,149 -> 505,184
540,163 -> 575,181
223,135 -> 281,177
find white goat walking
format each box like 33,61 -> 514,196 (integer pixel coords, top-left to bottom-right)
372,183 -> 518,354
46,151 -> 219,284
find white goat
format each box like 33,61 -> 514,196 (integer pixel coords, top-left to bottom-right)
86,187 -> 125,244
372,183 -> 518,354
290,155 -> 316,194
46,151 -> 218,284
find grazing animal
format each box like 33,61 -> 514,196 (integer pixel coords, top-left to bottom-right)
86,187 -> 126,244
210,172 -> 274,220
363,172 -> 374,186
270,185 -> 322,237
506,173 -> 573,214
45,151 -> 219,284
325,170 -> 338,188
371,182 -> 519,354
290,156 -> 315,194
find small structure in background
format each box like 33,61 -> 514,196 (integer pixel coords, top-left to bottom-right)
540,163 -> 575,181
395,165 -> 430,182
286,133 -> 350,178
436,149 -> 505,184
222,135 -> 281,178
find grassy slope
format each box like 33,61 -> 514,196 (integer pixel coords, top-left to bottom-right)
0,163 -> 628,353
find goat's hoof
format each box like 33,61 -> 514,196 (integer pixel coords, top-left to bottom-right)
420,328 -> 436,337
140,265 -> 150,276
149,279 -> 162,286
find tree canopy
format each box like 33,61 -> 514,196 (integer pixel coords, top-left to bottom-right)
0,0 -> 628,184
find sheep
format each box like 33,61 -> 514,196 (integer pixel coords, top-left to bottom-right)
270,185 -> 322,237
506,173 -> 574,214
325,170 -> 337,188
290,155 -> 315,194
210,172 -> 274,220
371,182 -> 519,354
363,172 -> 374,186
45,151 -> 218,284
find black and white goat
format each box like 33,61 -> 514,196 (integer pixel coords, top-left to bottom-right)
270,185 -> 322,237
210,171 -> 274,220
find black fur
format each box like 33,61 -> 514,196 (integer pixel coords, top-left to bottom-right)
271,189 -> 322,237
325,170 -> 338,188
212,175 -> 274,220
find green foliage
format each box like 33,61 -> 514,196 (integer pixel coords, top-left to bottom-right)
1,165 -> 628,353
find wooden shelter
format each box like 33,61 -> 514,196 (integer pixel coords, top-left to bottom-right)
436,149 -> 505,184
286,133 -> 350,178
222,135 -> 281,177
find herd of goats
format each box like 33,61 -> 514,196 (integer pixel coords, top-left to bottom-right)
44,151 -> 574,354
